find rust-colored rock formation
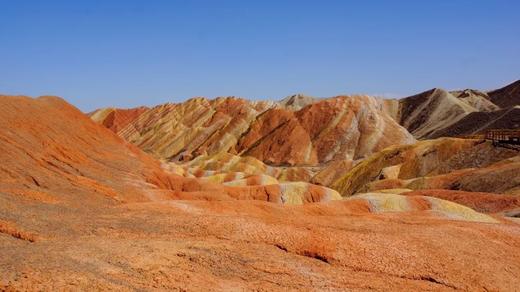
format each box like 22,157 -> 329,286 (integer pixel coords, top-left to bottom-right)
0,95 -> 167,204
332,137 -> 520,197
402,189 -> 520,214
3,94 -> 520,290
0,95 -> 342,207
89,106 -> 148,133
91,95 -> 415,166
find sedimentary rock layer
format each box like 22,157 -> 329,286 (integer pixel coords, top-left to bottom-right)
393,80 -> 520,139
332,137 -> 520,196
488,79 -> 520,108
89,106 -> 148,133
2,95 -> 520,290
91,95 -> 415,166
0,95 -> 341,206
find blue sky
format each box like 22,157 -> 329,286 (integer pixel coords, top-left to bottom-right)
1,0 -> 519,111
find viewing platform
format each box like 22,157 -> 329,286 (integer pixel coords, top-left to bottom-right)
485,129 -> 520,149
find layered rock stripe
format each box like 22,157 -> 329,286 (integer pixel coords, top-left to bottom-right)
393,80 -> 520,139
91,95 -> 416,166
332,137 -> 520,196
2,94 -> 520,290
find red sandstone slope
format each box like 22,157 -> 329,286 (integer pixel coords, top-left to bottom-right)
0,95 -> 340,207
2,95 -> 520,290
0,95 -> 170,205
237,96 -> 415,164
89,106 -> 148,133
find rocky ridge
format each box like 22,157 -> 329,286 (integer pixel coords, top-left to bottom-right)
392,80 -> 520,139
2,94 -> 520,290
91,95 -> 415,166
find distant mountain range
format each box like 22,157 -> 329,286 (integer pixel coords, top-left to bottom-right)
91,80 -> 520,162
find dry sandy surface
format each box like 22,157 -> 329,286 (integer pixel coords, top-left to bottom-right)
2,200 -> 520,291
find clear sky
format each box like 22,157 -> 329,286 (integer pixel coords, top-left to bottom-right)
1,0 -> 519,111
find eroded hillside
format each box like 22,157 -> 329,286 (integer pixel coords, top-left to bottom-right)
2,95 -> 520,290
91,95 -> 415,165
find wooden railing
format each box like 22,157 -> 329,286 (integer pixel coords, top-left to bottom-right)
485,129 -> 520,145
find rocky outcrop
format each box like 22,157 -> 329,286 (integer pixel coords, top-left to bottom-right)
450,89 -> 499,111
488,79 -> 520,108
393,80 -> 520,139
332,137 -> 520,196
0,95 -> 342,207
431,106 -> 520,138
395,88 -> 479,139
89,106 -> 148,133
278,93 -> 316,110
3,95 -> 520,291
0,95 -> 170,204
173,152 -> 317,183
91,95 -> 415,166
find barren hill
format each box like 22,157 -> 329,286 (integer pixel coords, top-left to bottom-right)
393,80 -> 520,139
332,137 -> 520,197
488,79 -> 520,108
91,95 -> 415,170
431,106 -> 520,138
3,95 -> 520,290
